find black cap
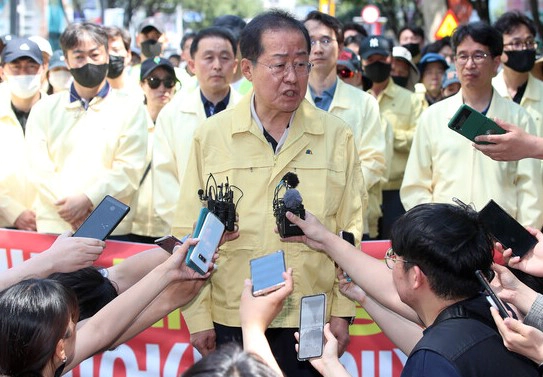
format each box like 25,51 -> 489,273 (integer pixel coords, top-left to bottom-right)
1,37 -> 43,64
359,35 -> 392,60
140,57 -> 176,81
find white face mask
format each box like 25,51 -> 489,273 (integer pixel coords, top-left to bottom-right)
48,70 -> 73,92
5,74 -> 42,99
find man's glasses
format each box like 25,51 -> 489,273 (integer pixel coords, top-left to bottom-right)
454,52 -> 489,66
337,68 -> 355,79
504,39 -> 538,51
255,61 -> 313,78
310,37 -> 337,48
146,76 -> 176,89
384,248 -> 415,269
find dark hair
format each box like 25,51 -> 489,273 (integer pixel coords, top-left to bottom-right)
493,10 -> 536,36
182,343 -> 278,377
240,9 -> 310,62
190,26 -> 238,58
390,203 -> 494,300
105,25 -> 131,52
0,279 -> 79,376
304,10 -> 344,45
451,22 -> 503,57
213,15 -> 247,43
181,32 -> 197,50
49,266 -> 118,321
60,22 -> 108,56
398,25 -> 425,41
421,36 -> 451,55
343,22 -> 368,38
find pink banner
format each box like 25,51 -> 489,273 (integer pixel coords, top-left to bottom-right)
0,229 -> 405,377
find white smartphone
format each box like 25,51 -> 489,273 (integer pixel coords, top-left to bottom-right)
187,212 -> 225,275
250,250 -> 286,296
297,293 -> 326,361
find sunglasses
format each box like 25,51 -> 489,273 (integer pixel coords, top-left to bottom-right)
337,68 -> 355,79
146,76 -> 176,89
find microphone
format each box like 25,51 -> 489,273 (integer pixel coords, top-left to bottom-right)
283,189 -> 302,209
273,172 -> 305,237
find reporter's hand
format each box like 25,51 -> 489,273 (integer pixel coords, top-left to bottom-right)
240,268 -> 293,332
14,209 -> 36,231
504,227 -> 543,277
329,316 -> 350,357
190,329 -> 216,356
490,307 -> 543,364
491,263 -> 537,316
279,211 -> 333,252
338,267 -> 366,304
43,231 -> 105,273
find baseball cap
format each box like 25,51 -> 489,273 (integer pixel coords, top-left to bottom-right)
337,48 -> 361,72
29,35 -> 53,57
359,35 -> 392,60
48,50 -> 67,71
1,37 -> 43,64
139,17 -> 164,35
442,66 -> 460,89
418,52 -> 448,73
140,57 -> 176,81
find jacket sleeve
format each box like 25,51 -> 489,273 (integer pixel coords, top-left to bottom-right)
393,93 -> 424,153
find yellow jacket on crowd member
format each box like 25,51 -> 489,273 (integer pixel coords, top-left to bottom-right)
305,78 -> 385,235
0,92 -> 36,227
153,85 -> 241,228
369,78 -> 425,190
401,89 -> 543,228
172,94 -> 364,334
25,89 -> 148,234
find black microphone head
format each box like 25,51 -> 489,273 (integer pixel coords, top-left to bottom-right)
283,188 -> 302,209
282,172 -> 299,188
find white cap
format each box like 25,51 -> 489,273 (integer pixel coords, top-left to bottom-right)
392,46 -> 420,91
29,35 -> 53,57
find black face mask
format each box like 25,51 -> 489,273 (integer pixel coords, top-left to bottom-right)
504,49 -> 536,73
141,40 -> 162,58
402,43 -> 420,57
392,75 -> 409,88
107,55 -> 125,79
70,63 -> 109,88
364,61 -> 391,84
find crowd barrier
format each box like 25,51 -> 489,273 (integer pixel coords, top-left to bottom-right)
0,229 -> 406,377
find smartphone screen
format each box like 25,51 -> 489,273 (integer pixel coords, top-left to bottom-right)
475,270 -> 510,319
72,195 -> 130,240
250,250 -> 286,296
448,104 -> 505,144
298,294 -> 326,361
187,212 -> 225,275
478,200 -> 537,258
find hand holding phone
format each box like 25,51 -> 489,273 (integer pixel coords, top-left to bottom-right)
72,195 -> 130,240
448,104 -> 505,144
475,270 -> 510,319
297,293 -> 326,360
154,235 -> 184,254
186,212 -> 225,275
250,250 -> 286,296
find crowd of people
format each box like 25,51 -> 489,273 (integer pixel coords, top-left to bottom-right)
1,6 -> 543,377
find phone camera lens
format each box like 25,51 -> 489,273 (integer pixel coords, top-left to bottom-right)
198,254 -> 207,263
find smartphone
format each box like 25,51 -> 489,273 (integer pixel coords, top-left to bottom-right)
72,195 -> 130,240
187,212 -> 225,275
154,235 -> 184,254
448,104 -> 505,144
185,207 -> 210,266
250,250 -> 286,296
475,270 -> 511,319
478,200 -> 537,258
339,231 -> 355,282
297,293 -> 326,361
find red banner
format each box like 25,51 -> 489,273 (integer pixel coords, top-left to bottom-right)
0,229 -> 405,377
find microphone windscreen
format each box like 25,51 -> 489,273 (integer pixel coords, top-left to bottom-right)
283,189 -> 302,209
282,172 -> 299,188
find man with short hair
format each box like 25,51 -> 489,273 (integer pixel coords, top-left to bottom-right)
172,10 -> 364,376
401,22 -> 543,228
0,37 -> 45,230
25,22 -> 148,235
153,27 -> 240,228
398,25 -> 425,63
303,10 -> 384,238
105,26 -> 135,92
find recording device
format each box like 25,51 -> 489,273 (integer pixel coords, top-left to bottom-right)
478,200 -> 537,258
186,212 -> 225,275
250,250 -> 286,296
475,270 -> 511,319
72,195 -> 130,241
273,172 -> 305,238
448,104 -> 505,144
154,235 -> 184,254
198,174 -> 242,232
298,293 -> 326,360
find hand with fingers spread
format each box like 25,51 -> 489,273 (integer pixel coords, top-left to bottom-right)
501,227 -> 543,277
